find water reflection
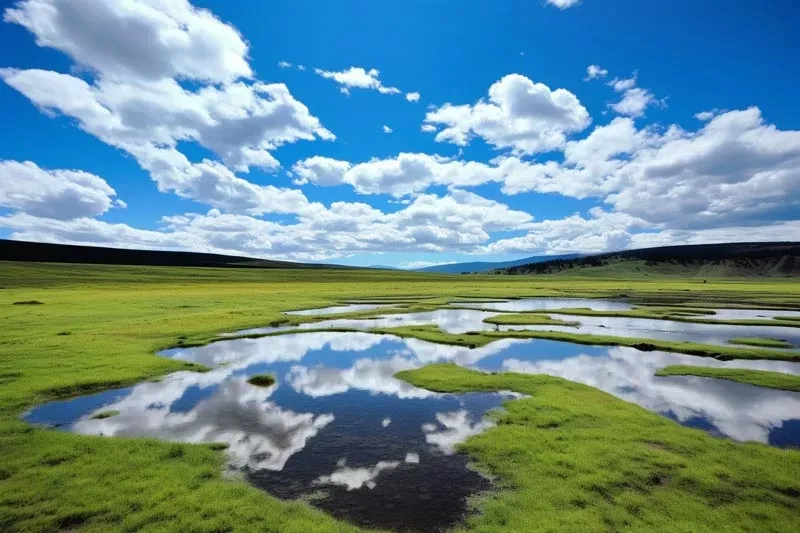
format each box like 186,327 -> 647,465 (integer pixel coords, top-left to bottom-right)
491,346 -> 800,445
458,297 -> 632,312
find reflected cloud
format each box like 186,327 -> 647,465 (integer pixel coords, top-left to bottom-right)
314,459 -> 402,491
423,410 -> 494,454
74,377 -> 334,471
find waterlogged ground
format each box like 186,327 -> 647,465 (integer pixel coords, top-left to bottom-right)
24,298 -> 800,531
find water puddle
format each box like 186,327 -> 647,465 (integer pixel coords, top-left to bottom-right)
456,297 -> 632,312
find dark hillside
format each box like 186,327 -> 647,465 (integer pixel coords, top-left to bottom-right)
497,242 -> 800,277
0,239 -> 339,269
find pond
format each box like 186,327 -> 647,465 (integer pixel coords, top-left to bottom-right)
24,299 -> 800,531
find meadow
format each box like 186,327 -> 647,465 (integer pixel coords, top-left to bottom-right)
1,261 -> 799,532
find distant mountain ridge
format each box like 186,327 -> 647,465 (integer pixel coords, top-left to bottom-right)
495,242 -> 800,277
416,253 -> 583,274
0,239 -> 343,269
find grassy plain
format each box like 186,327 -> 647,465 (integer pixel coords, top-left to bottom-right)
655,365 -> 800,392
1,261 -> 799,531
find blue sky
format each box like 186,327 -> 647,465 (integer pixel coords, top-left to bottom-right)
0,0 -> 798,268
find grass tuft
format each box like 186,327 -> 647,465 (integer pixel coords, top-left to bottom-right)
246,373 -> 276,387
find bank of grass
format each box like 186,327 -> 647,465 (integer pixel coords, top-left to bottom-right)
482,314 -> 580,327
395,363 -> 800,532
728,337 -> 793,349
2,261 -> 800,531
654,365 -> 800,392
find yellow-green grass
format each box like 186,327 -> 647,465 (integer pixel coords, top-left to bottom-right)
728,337 -> 793,349
2,261 -> 800,531
655,365 -> 800,392
395,363 -> 800,532
481,314 -> 580,326
89,410 -> 120,420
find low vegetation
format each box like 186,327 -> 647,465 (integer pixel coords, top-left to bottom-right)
728,337 -> 793,349
655,365 -> 800,392
396,363 -> 800,532
481,314 -> 580,326
246,374 -> 276,387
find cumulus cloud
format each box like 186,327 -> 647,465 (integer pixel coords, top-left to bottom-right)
405,92 -> 420,102
422,74 -> 590,154
0,160 -> 122,220
382,125 -> 393,134
607,73 -> 664,118
4,0 -> 251,83
313,66 -> 406,96
2,0 -> 333,215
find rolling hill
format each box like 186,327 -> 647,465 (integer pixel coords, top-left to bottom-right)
0,239 -> 341,269
417,253 -> 582,274
495,242 -> 800,277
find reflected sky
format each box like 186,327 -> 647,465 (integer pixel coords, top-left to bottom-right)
456,297 -> 632,312
25,323 -> 800,530
284,303 -> 390,316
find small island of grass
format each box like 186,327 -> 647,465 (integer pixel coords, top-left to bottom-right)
90,410 -> 120,420
728,337 -> 793,349
246,373 -> 276,387
482,314 -> 579,327
655,365 -> 800,392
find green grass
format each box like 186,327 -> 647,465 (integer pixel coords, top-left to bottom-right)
246,374 -> 276,387
2,261 -> 800,531
483,306 -> 800,328
482,314 -> 580,326
728,337 -> 793,349
395,363 -> 800,532
89,410 -> 120,420
655,365 -> 800,392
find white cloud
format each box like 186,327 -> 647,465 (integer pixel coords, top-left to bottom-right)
314,66 -> 403,96
382,125 -> 393,134
4,0 -> 251,83
405,92 -> 420,102
584,64 -> 608,80
277,60 -> 292,68
314,459 -> 401,491
1,0 -> 334,216
423,74 -> 590,154
292,153 -> 500,197
607,73 -> 664,118
399,260 -> 456,270
0,160 -> 122,220
296,64 -> 306,71
546,0 -> 581,8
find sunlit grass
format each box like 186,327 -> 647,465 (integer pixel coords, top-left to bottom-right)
655,365 -> 800,392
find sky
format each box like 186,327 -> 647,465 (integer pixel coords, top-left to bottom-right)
0,0 -> 798,268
